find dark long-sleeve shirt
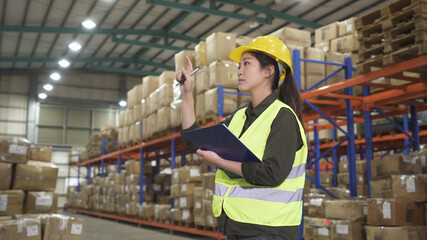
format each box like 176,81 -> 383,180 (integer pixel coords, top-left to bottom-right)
181,92 -> 303,239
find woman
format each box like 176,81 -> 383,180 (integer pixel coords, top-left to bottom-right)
178,36 -> 307,240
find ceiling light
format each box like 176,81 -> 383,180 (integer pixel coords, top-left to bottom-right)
119,100 -> 127,107
82,19 -> 96,29
58,59 -> 70,68
68,42 -> 82,51
38,93 -> 47,99
50,72 -> 61,81
43,84 -> 53,91
249,15 -> 259,29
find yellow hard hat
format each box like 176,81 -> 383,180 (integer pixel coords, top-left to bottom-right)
229,35 -> 293,81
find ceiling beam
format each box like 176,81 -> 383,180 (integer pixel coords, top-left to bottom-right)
111,35 -> 192,51
216,0 -> 321,29
146,0 -> 272,24
0,25 -> 200,43
89,64 -> 161,76
0,56 -> 174,70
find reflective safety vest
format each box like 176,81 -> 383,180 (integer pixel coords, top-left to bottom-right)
212,99 -> 307,226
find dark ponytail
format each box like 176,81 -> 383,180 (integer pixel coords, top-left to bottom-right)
249,51 -> 304,125
278,67 -> 304,125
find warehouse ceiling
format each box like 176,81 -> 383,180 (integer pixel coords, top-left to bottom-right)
0,0 -> 395,76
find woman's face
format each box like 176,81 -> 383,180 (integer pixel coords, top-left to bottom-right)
237,52 -> 271,93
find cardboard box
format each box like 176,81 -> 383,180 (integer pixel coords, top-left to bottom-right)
0,163 -> 12,190
204,87 -> 238,116
13,162 -> 58,191
325,51 -> 346,85
178,196 -> 194,209
321,172 -> 334,187
315,22 -> 338,43
30,146 -> 52,163
315,41 -> 330,53
365,226 -> 427,240
339,160 -> 367,174
305,48 -> 326,89
331,34 -> 359,53
139,204 -> 154,219
171,208 -> 181,221
410,151 -> 427,173
202,173 -> 215,191
180,183 -> 196,196
24,192 -> 57,214
330,219 -> 363,240
326,187 -> 350,199
304,217 -> 332,240
236,36 -> 252,47
148,89 -> 159,115
145,113 -> 157,139
194,186 -> 203,200
338,17 -> 357,37
175,50 -> 195,72
180,165 -> 202,183
196,93 -> 205,122
194,198 -> 203,213
371,154 -> 421,179
0,137 -> 31,164
203,199 -> 213,216
181,208 -> 194,223
307,195 -> 327,218
270,27 -> 311,47
159,71 -> 175,86
325,199 -> 367,221
195,66 -> 209,95
208,60 -> 239,89
206,214 -> 217,227
0,190 -> 24,216
142,76 -> 159,99
367,198 -> 424,226
156,106 -> 171,133
194,211 -> 206,226
133,103 -> 143,122
337,173 -> 367,186
371,174 -> 427,201
195,41 -> 206,66
170,102 -> 182,128
206,32 -> 236,65
158,84 -> 173,109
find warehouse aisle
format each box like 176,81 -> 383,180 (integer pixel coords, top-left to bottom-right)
63,212 -> 215,240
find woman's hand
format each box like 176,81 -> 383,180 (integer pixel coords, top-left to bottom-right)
176,55 -> 193,94
197,149 -> 243,177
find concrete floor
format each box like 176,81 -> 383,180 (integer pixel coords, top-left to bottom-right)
63,212 -> 216,240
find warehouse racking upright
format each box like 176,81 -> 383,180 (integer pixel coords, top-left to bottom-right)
65,54 -> 427,240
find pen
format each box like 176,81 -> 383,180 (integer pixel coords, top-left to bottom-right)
176,65 -> 203,86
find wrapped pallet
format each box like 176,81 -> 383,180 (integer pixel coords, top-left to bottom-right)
195,41 -> 206,66
142,76 -> 159,99
119,111 -> 125,127
159,71 -> 175,86
204,87 -> 238,116
148,89 -> 159,115
269,27 -> 311,47
133,103 -> 143,123
170,101 -> 182,128
195,66 -> 209,95
145,113 -> 157,139
140,99 -> 147,119
206,32 -> 236,65
156,107 -> 171,133
208,60 -> 239,89
0,137 -> 31,164
158,84 -> 173,108
127,84 -> 143,109
196,93 -> 205,122
175,50 -> 195,72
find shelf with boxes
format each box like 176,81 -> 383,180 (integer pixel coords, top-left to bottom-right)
0,137 -> 85,240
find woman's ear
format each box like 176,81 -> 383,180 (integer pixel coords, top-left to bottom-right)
263,65 -> 275,78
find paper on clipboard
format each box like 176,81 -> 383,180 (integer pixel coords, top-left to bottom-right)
181,124 -> 261,163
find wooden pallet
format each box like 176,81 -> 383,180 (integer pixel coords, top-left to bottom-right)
388,0 -> 427,16
358,42 -> 390,63
389,30 -> 427,53
155,218 -> 171,224
390,6 -> 426,29
355,7 -> 390,30
383,42 -> 427,67
359,31 -> 391,50
358,19 -> 392,40
390,19 -> 427,40
173,220 -> 194,228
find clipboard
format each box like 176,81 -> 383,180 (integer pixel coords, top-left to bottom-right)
181,124 -> 261,163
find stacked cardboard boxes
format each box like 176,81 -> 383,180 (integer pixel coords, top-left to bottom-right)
85,127 -> 118,158
366,153 -> 426,239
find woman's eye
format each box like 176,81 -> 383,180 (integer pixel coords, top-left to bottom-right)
244,62 -> 249,65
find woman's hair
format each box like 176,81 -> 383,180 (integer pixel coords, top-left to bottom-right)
249,51 -> 303,124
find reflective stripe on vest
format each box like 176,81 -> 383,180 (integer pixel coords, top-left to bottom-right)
212,99 -> 308,227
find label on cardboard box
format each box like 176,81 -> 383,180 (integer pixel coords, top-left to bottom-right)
309,198 -> 323,206
318,227 -> 329,236
180,198 -> 187,208
347,25 -> 352,32
0,195 -> 7,211
27,225 -> 38,237
9,144 -> 27,155
36,197 -> 53,206
336,224 -> 349,235
59,218 -> 69,230
358,176 -> 363,182
383,202 -> 391,219
421,156 -> 426,167
195,202 -> 202,209
363,206 -> 367,216
190,169 -> 200,177
71,223 -> 83,235
402,155 -> 416,164
406,178 -> 415,192
181,184 -> 187,192
182,209 -> 190,220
